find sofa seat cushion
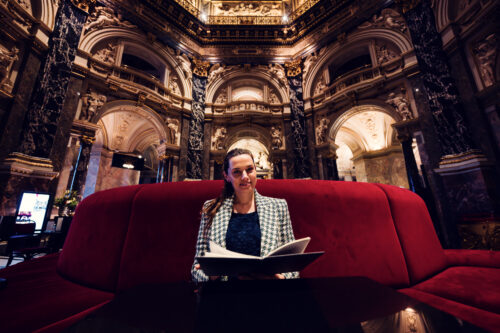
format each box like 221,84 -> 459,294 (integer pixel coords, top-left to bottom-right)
411,266 -> 500,314
0,254 -> 113,333
399,288 -> 500,332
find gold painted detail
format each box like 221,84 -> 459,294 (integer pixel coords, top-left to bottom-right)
4,152 -> 54,169
208,16 -> 282,25
394,0 -> 421,14
458,218 -> 500,250
439,149 -> 485,166
290,0 -> 321,21
193,58 -> 210,77
81,135 -> 96,144
284,59 -> 302,77
70,0 -> 96,13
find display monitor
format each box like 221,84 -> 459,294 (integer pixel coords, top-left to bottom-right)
15,192 -> 51,231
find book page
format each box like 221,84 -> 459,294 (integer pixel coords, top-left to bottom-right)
205,241 -> 259,259
265,237 -> 311,257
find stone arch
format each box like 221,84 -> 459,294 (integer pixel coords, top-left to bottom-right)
30,0 -> 58,30
433,0 -> 450,32
206,67 -> 289,105
224,124 -> 273,153
79,28 -> 191,98
303,29 -> 412,99
95,100 -> 168,152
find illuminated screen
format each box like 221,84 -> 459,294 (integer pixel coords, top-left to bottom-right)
16,192 -> 51,230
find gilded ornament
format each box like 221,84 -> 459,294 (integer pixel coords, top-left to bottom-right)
70,0 -> 96,13
284,59 -> 302,77
192,58 -> 210,77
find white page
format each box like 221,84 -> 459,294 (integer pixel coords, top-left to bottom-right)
265,237 -> 311,257
206,241 -> 259,259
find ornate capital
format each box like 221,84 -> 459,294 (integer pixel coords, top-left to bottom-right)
193,58 -> 210,77
394,0 -> 421,13
284,59 -> 302,77
81,135 -> 96,144
70,0 -> 96,13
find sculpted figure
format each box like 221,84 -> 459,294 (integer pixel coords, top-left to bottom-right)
314,76 -> 326,95
169,76 -> 181,95
376,44 -> 397,64
315,116 -> 330,145
474,34 -> 497,87
271,126 -> 282,149
255,151 -> 268,170
166,117 -> 180,144
175,50 -> 192,82
212,127 -> 227,150
94,43 -> 117,64
269,90 -> 279,104
215,88 -> 227,104
303,52 -> 318,79
268,64 -> 287,86
84,7 -> 135,33
208,63 -> 225,83
386,92 -> 413,121
0,46 -> 19,90
80,91 -> 107,121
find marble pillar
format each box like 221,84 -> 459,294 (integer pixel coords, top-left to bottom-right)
68,136 -> 95,197
187,74 -> 207,179
19,0 -> 88,157
403,0 -> 500,246
287,74 -> 310,178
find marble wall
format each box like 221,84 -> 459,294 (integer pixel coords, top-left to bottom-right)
187,74 -> 207,179
94,150 -> 140,192
353,150 -> 409,188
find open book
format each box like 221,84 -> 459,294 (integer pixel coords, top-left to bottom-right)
196,237 -> 324,277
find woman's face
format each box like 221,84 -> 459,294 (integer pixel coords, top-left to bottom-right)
224,154 -> 257,197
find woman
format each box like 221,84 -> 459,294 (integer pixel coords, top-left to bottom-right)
192,148 -> 298,282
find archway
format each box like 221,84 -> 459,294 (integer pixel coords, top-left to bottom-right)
228,138 -> 272,179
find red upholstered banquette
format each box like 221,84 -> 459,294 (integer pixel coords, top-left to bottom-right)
1,180 -> 499,332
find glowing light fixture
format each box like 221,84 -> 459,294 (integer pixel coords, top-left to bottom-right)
122,163 -> 134,169
282,14 -> 289,23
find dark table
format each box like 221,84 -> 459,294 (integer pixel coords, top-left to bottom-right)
66,277 -> 485,333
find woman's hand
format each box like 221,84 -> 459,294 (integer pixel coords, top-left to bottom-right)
195,264 -> 220,281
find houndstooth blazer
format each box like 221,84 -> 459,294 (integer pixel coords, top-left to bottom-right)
191,191 -> 299,282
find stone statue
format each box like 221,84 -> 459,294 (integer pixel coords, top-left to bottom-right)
255,151 -> 267,170
315,116 -> 330,144
376,44 -> 398,64
271,126 -> 283,149
169,76 -> 181,95
80,91 -> 107,121
93,42 -> 117,64
16,0 -> 31,11
0,46 -> 19,90
212,127 -> 227,150
269,90 -> 279,104
268,63 -> 287,86
314,76 -> 326,95
84,6 -> 136,34
474,34 -> 497,87
386,92 -> 413,121
215,88 -> 227,104
208,63 -> 225,83
303,52 -> 318,79
166,117 -> 180,144
175,50 -> 192,82
359,9 -> 407,33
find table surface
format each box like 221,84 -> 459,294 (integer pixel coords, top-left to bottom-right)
66,277 -> 485,333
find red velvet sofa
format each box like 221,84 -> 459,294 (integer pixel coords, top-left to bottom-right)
1,180 -> 499,332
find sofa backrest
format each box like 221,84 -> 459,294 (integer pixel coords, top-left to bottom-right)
58,180 -> 445,292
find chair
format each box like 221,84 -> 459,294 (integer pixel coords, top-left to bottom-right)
5,223 -> 48,267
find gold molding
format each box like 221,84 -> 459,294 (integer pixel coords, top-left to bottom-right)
81,135 -> 96,144
193,58 -> 210,77
439,149 -> 485,166
4,152 -> 54,169
69,0 -> 96,13
284,59 -> 302,77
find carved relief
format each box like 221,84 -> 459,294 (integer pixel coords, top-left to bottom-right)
359,8 -> 407,33
270,125 -> 283,149
0,46 -> 19,91
208,63 -> 225,83
255,151 -> 270,170
315,116 -> 330,145
268,63 -> 287,86
168,75 -> 181,95
215,88 -> 227,104
314,76 -> 326,95
84,6 -> 136,34
303,51 -> 320,79
80,90 -> 107,122
269,89 -> 279,104
166,117 -> 180,145
93,42 -> 117,64
174,50 -> 192,82
375,43 -> 398,64
212,126 -> 227,150
213,2 -> 282,16
473,34 -> 497,88
16,0 -> 31,12
385,91 -> 413,121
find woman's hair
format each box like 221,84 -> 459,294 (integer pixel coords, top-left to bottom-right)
202,148 -> 254,238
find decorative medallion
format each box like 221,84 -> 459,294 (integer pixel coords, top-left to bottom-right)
70,0 -> 96,13
284,59 -> 302,77
192,58 -> 211,77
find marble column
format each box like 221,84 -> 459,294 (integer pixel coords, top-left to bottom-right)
401,0 -> 500,247
324,158 -> 339,181
68,135 -> 95,197
285,61 -> 310,178
19,0 -> 88,157
187,74 -> 207,179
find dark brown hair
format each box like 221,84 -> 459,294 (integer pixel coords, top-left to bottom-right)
202,148 -> 254,238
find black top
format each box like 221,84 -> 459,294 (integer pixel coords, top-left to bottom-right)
225,211 -> 261,256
